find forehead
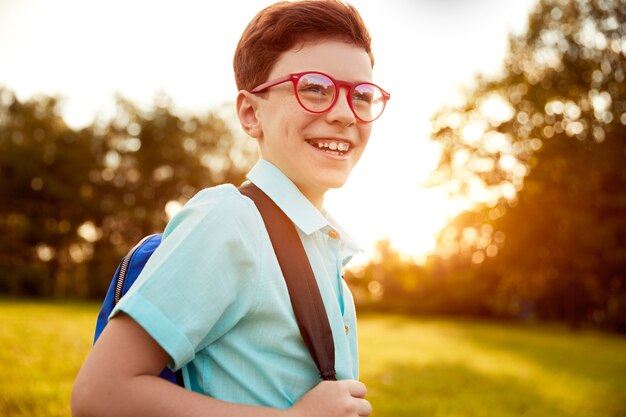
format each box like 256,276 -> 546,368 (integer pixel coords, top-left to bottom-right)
268,40 -> 373,83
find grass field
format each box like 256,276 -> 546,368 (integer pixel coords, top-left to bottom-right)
1,300 -> 625,417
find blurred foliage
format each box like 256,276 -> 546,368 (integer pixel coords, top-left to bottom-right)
0,89 -> 257,298
347,0 -> 626,331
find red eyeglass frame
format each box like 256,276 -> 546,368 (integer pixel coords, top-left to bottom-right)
249,71 -> 391,123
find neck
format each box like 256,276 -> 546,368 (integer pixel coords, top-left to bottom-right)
297,185 -> 325,211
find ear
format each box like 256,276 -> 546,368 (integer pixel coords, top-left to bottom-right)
236,91 -> 263,139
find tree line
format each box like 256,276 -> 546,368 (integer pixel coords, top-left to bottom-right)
0,92 -> 257,298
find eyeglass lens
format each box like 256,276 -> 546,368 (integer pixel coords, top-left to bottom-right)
296,73 -> 385,122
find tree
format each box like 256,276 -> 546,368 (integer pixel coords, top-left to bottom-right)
0,89 -> 257,298
430,0 -> 626,329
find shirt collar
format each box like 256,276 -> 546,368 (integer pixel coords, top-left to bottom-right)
321,208 -> 364,266
246,159 -> 328,235
246,159 -> 364,264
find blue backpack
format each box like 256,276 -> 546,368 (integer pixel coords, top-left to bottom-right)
92,233 -> 185,382
93,183 -> 337,386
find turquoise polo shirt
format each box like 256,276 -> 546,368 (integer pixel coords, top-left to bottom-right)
112,159 -> 361,408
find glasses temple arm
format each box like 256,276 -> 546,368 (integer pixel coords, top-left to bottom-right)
250,75 -> 293,94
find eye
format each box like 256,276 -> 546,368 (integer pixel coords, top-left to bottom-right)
297,73 -> 336,99
353,90 -> 373,104
299,83 -> 331,96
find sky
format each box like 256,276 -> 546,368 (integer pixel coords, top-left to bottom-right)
0,0 -> 538,263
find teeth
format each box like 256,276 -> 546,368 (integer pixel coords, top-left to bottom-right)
313,141 -> 350,153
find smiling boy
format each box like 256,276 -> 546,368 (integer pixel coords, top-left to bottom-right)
72,1 -> 389,417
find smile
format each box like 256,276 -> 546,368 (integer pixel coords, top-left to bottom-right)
306,139 -> 351,156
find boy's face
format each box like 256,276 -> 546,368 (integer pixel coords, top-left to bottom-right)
244,40 -> 373,207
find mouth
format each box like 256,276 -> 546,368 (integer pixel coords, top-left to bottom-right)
305,138 -> 352,157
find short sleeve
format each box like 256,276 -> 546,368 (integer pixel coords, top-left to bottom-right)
111,184 -> 264,370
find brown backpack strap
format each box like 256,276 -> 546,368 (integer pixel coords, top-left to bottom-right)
239,182 -> 337,381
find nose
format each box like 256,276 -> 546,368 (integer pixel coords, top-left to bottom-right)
325,86 -> 356,126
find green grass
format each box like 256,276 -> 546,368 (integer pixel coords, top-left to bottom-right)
358,314 -> 626,417
0,299 -> 96,417
1,300 -> 625,417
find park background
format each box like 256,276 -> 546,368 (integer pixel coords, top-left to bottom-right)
1,0 -> 625,416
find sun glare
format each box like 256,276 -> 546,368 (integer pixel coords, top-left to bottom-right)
327,179 -> 467,265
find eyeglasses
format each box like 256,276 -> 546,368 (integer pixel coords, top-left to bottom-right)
250,71 -> 390,123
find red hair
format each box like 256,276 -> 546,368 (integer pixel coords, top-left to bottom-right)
233,0 -> 374,92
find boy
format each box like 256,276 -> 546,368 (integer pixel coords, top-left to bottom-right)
72,1 -> 389,416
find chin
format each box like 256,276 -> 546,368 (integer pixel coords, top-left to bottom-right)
319,175 -> 350,190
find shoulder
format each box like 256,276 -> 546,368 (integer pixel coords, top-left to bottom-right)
184,183 -> 253,214
163,183 -> 263,245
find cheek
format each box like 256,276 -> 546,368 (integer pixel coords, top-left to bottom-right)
265,100 -> 310,135
284,112 -> 317,139
358,124 -> 373,145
